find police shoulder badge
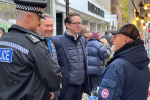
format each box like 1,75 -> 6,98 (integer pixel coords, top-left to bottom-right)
26,34 -> 40,43
101,89 -> 109,98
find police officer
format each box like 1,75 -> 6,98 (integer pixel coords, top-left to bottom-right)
0,0 -> 61,100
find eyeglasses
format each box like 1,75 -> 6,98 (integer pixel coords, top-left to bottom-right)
113,35 -> 117,39
70,22 -> 82,26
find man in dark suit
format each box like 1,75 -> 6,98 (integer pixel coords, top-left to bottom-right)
51,12 -> 89,100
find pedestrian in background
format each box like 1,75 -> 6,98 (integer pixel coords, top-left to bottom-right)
51,12 -> 89,100
80,25 -> 92,41
0,27 -> 5,37
37,12 -> 60,100
101,32 -> 113,54
98,23 -> 150,100
101,32 -> 113,47
87,32 -> 110,96
0,0 -> 61,100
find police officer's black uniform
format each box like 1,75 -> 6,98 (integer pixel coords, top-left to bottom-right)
0,0 -> 61,100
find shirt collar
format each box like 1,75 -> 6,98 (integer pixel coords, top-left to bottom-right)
66,31 -> 79,40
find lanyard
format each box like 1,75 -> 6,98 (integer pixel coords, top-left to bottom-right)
47,38 -> 52,55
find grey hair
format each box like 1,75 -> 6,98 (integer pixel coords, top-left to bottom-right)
40,12 -> 53,22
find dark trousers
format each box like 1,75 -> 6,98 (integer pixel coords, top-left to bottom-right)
89,75 -> 100,96
59,84 -> 84,100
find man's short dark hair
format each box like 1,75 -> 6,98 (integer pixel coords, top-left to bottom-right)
0,27 -> 5,34
64,12 -> 81,24
105,32 -> 108,35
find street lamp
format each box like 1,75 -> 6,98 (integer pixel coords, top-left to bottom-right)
64,0 -> 69,16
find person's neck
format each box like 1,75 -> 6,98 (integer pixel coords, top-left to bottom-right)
45,37 -> 50,39
67,30 -> 78,39
16,21 -> 29,30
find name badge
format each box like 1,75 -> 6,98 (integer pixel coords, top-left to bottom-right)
0,48 -> 13,63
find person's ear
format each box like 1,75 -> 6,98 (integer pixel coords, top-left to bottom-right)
125,37 -> 131,42
124,37 -> 127,42
25,14 -> 31,23
66,23 -> 70,29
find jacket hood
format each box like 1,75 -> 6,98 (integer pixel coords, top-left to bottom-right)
108,39 -> 149,69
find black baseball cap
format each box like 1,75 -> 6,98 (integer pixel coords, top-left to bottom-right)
107,24 -> 140,40
14,0 -> 47,19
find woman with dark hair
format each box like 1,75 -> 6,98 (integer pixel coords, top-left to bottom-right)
87,32 -> 110,96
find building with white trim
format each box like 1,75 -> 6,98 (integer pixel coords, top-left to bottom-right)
0,0 -> 115,37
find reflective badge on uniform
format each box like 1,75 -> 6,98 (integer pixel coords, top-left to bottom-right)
26,34 -> 40,44
101,89 -> 109,98
0,48 -> 13,63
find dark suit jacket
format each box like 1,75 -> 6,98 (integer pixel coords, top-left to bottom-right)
51,33 -> 89,99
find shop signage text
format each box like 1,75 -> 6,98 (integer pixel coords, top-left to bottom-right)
88,1 -> 104,18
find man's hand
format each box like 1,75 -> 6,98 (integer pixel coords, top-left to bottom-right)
50,92 -> 54,100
